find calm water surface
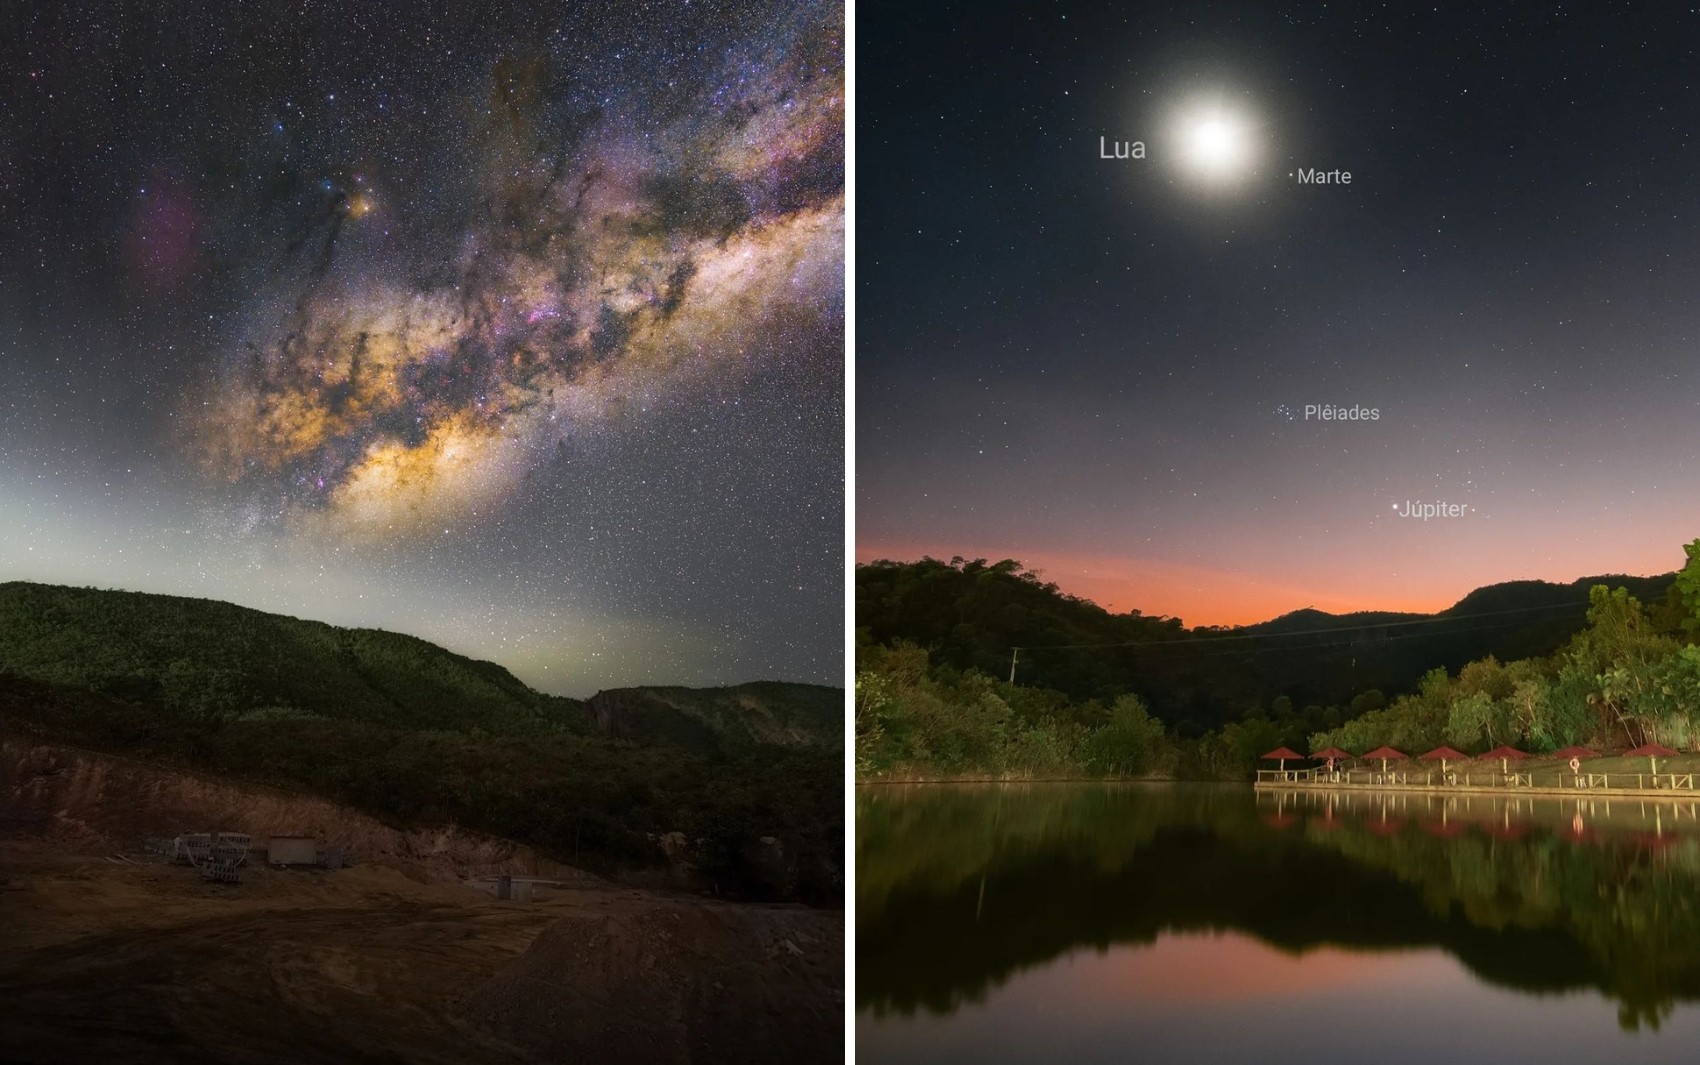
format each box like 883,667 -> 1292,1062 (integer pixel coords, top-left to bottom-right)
857,783 -> 1700,1063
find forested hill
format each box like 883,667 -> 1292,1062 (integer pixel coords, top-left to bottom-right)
0,581 -> 842,902
856,557 -> 1679,733
0,581 -> 590,733
0,581 -> 837,749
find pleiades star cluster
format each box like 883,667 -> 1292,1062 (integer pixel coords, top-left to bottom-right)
0,0 -> 843,694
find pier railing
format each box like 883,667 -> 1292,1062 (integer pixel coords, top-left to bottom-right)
1255,768 -> 1700,792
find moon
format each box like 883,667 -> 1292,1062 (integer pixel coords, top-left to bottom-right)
1189,119 -> 1240,169
1167,95 -> 1259,186
1182,113 -> 1249,179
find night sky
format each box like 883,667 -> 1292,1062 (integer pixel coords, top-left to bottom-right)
858,1 -> 1700,625
0,1 -> 842,695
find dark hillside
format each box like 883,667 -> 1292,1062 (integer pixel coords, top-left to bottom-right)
857,558 -> 1678,730
588,682 -> 843,751
0,582 -> 842,903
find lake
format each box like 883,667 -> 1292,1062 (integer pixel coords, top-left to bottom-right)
857,782 -> 1700,1063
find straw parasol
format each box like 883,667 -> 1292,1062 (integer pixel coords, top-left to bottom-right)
1261,747 -> 1304,772
1626,742 -> 1680,777
1479,744 -> 1528,775
1361,746 -> 1408,774
1419,745 -> 1467,775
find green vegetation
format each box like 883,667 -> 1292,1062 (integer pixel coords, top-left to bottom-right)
856,542 -> 1700,780
1313,576 -> 1700,757
856,642 -> 1170,778
0,582 -> 841,904
856,639 -> 1238,779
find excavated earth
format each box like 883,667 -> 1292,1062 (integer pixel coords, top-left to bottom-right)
0,737 -> 843,1064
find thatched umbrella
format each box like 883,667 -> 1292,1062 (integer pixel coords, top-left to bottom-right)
1261,746 -> 1304,773
1419,745 -> 1467,775
1626,742 -> 1680,778
1479,744 -> 1529,776
1361,746 -> 1408,774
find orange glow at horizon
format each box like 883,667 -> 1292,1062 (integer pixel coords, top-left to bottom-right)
855,539 -> 1683,627
1036,930 -> 1452,1009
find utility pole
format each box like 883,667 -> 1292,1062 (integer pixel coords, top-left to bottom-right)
1008,647 -> 1019,684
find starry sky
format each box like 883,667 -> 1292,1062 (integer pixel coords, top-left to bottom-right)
858,0 -> 1700,626
0,1 -> 843,696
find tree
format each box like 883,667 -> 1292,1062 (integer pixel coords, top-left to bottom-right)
1081,694 -> 1166,776
1608,645 -> 1700,749
854,671 -> 891,774
1507,676 -> 1551,748
1457,656 -> 1514,701
1546,657 -> 1605,746
1579,586 -> 1681,745
1349,689 -> 1387,716
1675,540 -> 1700,640
1445,690 -> 1513,751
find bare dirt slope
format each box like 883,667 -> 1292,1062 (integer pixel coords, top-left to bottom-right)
0,738 -> 843,1064
0,736 -> 587,883
466,901 -> 842,1063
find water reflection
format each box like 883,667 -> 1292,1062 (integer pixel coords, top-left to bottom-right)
857,783 -> 1700,1052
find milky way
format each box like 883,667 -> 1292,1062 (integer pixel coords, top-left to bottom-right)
196,9 -> 842,538
0,1 -> 843,694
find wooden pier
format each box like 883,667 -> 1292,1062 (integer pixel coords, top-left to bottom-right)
1256,785 -> 1700,843
1256,766 -> 1699,800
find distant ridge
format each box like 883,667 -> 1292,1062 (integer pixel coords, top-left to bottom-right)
1243,573 -> 1675,634
588,683 -> 842,751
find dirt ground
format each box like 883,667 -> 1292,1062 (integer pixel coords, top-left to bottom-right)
0,840 -> 842,1064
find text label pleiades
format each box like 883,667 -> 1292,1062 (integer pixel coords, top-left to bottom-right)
1305,404 -> 1379,421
